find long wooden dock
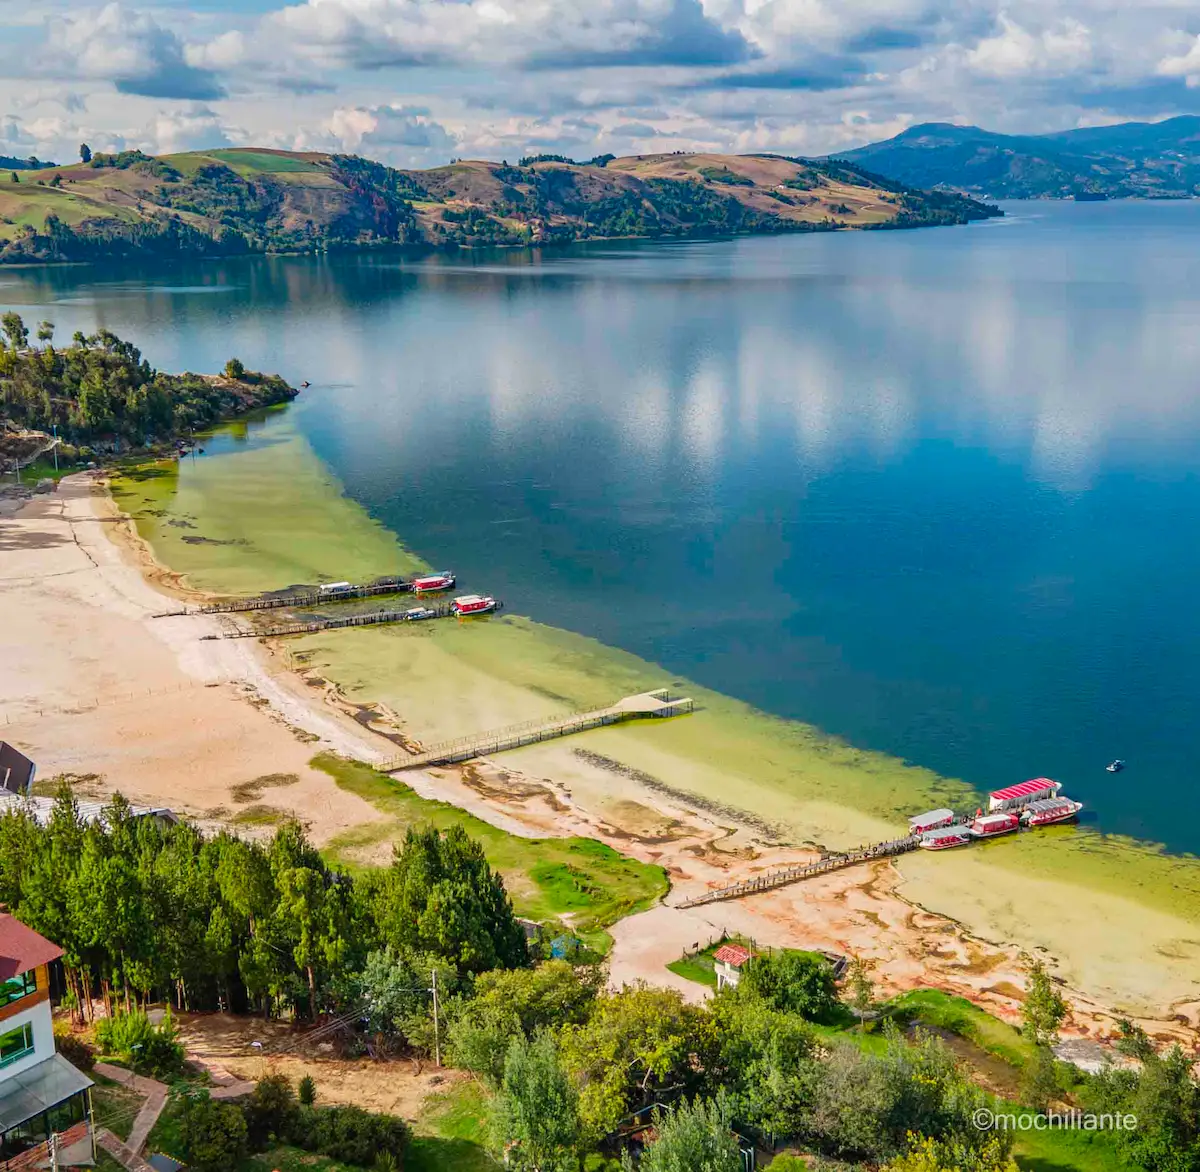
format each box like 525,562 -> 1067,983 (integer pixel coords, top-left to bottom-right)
203,603 -> 465,639
676,834 -> 920,908
154,577 -> 413,618
381,689 -> 694,771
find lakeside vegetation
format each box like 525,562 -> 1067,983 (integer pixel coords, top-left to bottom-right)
28,778 -> 1192,1172
0,315 -> 295,452
0,147 -> 999,264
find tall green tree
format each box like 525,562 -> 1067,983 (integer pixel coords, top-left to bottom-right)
626,1094 -> 742,1172
2,311 -> 28,350
490,1031 -> 582,1172
741,950 -> 838,1021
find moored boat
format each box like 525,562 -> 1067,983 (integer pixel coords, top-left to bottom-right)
988,778 -> 1061,813
968,811 -> 1020,839
910,808 -> 956,835
413,571 -> 456,593
1106,759 -> 1125,773
453,594 -> 497,616
1021,797 -> 1082,827
920,827 -> 971,850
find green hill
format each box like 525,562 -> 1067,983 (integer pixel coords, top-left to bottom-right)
837,116 -> 1200,199
0,146 -> 998,264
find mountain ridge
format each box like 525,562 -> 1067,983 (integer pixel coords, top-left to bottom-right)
0,147 -> 998,264
836,116 -> 1200,199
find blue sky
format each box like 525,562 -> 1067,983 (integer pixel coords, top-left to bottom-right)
3,0 -> 1200,166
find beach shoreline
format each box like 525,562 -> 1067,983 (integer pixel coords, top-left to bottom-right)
4,453 -> 1199,1050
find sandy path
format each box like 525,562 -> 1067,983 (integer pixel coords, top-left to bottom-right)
0,477 -> 384,843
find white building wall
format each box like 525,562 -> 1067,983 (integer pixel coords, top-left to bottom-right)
0,998 -> 55,1081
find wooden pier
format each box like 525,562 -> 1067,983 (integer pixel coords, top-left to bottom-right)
203,602 -> 469,639
154,577 -> 413,618
676,833 -> 921,908
381,689 -> 694,771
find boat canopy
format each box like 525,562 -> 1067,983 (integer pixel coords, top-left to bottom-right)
921,827 -> 966,844
988,777 -> 1060,811
1023,797 -> 1077,816
910,808 -> 955,831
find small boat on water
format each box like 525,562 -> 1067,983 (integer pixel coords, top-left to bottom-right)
968,811 -> 1021,839
1022,797 -> 1083,827
920,827 -> 971,851
453,594 -> 497,616
413,571 -> 456,594
1106,759 -> 1125,773
404,607 -> 437,621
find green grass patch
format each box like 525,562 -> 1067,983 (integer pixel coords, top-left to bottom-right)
317,754 -> 668,942
202,149 -> 324,174
409,1080 -> 496,1172
1012,1121 -> 1129,1172
245,1148 -> 362,1171
232,804 -> 289,826
90,1073 -> 145,1141
887,989 -> 1035,1070
665,940 -> 726,989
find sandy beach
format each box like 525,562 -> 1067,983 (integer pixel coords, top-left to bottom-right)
3,468 -> 1199,1054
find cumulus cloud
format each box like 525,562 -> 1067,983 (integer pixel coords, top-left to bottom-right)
1158,36 -> 1200,88
46,3 -> 225,100
966,14 -> 1093,79
327,104 -> 456,156
252,0 -> 752,71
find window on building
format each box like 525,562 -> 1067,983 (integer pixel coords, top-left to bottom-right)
0,1022 -> 34,1068
0,970 -> 36,1007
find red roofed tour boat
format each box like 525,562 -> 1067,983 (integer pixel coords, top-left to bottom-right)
1021,797 -> 1083,827
968,811 -> 1021,839
920,827 -> 971,850
412,571 -> 456,594
988,777 -> 1061,813
453,594 -> 497,616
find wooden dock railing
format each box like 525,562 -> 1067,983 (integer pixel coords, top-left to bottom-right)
204,602 -> 465,639
676,834 -> 921,908
381,689 -> 694,771
154,577 -> 413,618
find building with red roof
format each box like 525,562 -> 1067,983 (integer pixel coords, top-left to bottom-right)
0,915 -> 94,1168
712,943 -> 753,991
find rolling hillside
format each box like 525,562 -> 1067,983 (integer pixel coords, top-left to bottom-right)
0,147 -> 998,263
838,116 -> 1200,199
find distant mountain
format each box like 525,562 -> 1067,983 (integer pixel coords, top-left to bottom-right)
0,147 -> 998,264
836,116 -> 1200,199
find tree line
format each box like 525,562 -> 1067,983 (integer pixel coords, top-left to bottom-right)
0,315 -> 295,446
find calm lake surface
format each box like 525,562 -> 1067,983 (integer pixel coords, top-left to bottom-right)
6,200 -> 1200,851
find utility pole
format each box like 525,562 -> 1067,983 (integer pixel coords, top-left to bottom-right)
431,969 -> 441,1067
52,425 -> 58,473
49,1132 -> 59,1172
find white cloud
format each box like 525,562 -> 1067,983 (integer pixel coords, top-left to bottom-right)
45,3 -> 225,100
966,14 -> 1093,79
1158,35 -> 1200,87
325,104 -> 457,161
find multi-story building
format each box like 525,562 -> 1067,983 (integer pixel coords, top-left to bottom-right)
0,914 -> 94,1169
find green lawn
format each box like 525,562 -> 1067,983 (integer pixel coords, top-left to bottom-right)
318,754 -> 669,949
665,942 -> 722,989
888,989 -> 1036,1069
90,1073 -> 145,1142
409,1080 -> 496,1172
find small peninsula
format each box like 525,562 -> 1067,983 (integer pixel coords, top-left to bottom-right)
0,148 -> 999,264
0,314 -> 295,460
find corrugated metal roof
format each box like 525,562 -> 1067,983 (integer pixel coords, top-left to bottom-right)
989,778 -> 1060,802
0,791 -> 177,828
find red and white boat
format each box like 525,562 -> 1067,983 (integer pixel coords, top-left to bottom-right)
1021,797 -> 1082,827
968,811 -> 1020,839
453,594 -> 497,616
412,571 -> 456,594
988,777 -> 1061,813
910,808 -> 956,835
920,827 -> 971,850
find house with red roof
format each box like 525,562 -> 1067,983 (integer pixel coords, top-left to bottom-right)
712,943 -> 754,991
0,915 -> 94,1168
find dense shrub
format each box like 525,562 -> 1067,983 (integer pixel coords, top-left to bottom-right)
179,1091 -> 249,1172
284,1102 -> 411,1166
53,1026 -> 95,1071
93,1009 -> 184,1078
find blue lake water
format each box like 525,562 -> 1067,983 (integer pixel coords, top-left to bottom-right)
5,200 -> 1200,851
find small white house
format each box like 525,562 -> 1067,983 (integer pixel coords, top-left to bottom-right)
0,915 -> 95,1167
712,943 -> 753,991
